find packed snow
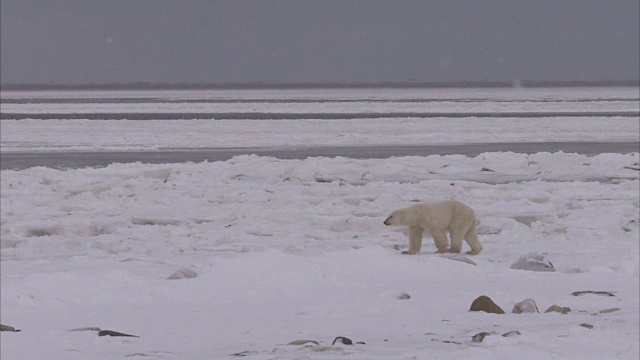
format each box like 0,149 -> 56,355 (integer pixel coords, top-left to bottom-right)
1,152 -> 638,359
1,87 -> 639,359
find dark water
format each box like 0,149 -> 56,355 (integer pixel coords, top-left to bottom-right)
2,142 -> 638,171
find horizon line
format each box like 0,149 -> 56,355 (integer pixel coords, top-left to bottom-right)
1,80 -> 639,91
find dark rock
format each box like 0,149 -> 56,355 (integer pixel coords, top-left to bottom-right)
167,267 -> 198,280
502,331 -> 521,337
230,350 -> 257,357
579,323 -> 594,329
471,332 -> 491,342
0,324 -> 20,332
98,330 -> 139,337
67,327 -> 101,332
473,330 -> 521,342
398,293 -> 411,300
571,290 -> 615,297
512,299 -> 539,314
470,295 -> 505,314
545,305 -> 571,314
431,339 -> 462,345
332,336 -> 353,345
599,307 -> 621,314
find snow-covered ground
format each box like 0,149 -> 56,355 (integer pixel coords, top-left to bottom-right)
1,152 -> 638,359
1,88 -> 639,359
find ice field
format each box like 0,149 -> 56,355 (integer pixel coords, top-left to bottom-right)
1,87 -> 639,151
1,87 -> 639,359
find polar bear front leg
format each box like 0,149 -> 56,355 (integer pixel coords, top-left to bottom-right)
402,226 -> 423,255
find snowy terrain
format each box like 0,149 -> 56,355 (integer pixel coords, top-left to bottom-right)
1,87 -> 639,359
1,152 -> 638,359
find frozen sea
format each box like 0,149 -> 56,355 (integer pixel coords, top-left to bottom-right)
1,87 -> 639,359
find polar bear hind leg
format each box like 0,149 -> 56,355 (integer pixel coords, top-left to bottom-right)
431,228 -> 449,254
464,222 -> 482,255
448,228 -> 466,253
447,210 -> 472,253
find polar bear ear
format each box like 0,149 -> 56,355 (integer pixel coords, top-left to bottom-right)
401,210 -> 405,214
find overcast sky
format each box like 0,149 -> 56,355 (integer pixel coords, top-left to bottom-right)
1,0 -> 638,85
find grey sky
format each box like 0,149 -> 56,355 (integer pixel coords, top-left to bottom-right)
1,0 -> 638,85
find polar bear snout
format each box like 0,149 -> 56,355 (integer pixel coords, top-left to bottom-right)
383,217 -> 392,226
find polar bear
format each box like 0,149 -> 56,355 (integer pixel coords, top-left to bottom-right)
383,200 -> 482,255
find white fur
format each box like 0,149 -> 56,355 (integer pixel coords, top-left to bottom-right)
384,201 -> 482,255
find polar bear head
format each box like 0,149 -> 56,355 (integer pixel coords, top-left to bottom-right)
383,205 -> 422,227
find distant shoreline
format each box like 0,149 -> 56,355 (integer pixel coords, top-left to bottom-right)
1,80 -> 639,91
2,142 -> 638,171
